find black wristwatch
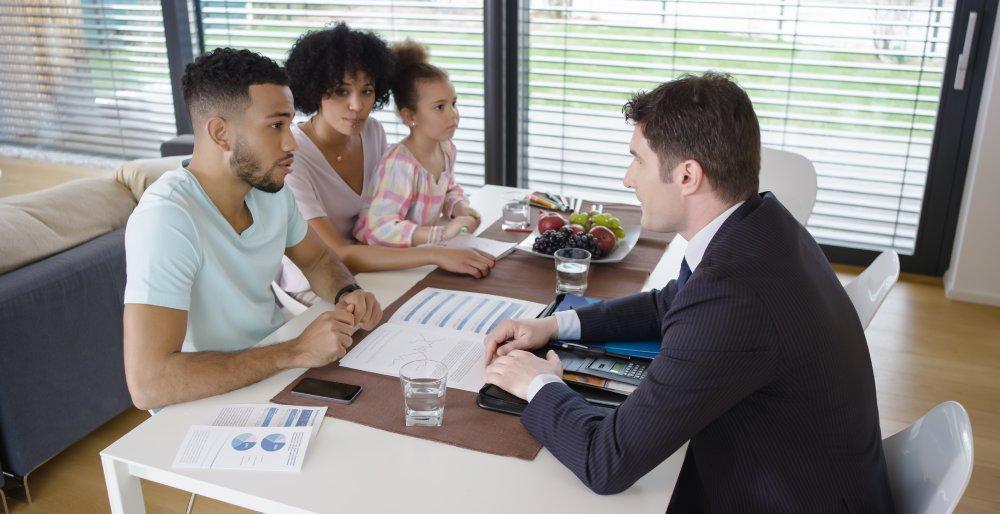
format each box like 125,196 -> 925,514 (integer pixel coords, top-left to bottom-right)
334,283 -> 362,304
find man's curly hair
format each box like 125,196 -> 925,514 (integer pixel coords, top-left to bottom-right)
181,47 -> 287,122
284,23 -> 395,115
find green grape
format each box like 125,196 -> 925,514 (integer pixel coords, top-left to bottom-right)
607,217 -> 621,229
569,213 -> 589,225
592,214 -> 611,227
612,227 -> 626,240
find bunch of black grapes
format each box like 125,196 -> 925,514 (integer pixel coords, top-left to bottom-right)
532,227 -> 603,258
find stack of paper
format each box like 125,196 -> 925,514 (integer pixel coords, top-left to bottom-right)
339,288 -> 546,392
172,404 -> 326,472
423,234 -> 517,259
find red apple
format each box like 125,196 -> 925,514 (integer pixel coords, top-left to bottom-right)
588,225 -> 616,256
537,212 -> 567,234
568,223 -> 585,235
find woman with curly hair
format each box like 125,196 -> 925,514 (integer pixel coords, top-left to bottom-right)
278,24 -> 494,305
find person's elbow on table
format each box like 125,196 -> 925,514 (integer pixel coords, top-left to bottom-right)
125,372 -> 161,411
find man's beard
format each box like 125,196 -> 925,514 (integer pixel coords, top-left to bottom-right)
230,137 -> 287,194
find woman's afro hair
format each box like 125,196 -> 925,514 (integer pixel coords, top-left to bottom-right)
285,23 -> 395,114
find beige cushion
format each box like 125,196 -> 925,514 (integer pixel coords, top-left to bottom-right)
0,177 -> 137,275
115,155 -> 189,202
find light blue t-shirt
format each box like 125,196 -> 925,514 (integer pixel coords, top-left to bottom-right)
124,165 -> 308,353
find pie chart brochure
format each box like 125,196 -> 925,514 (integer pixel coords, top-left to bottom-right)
231,433 -> 256,451
261,433 -> 287,452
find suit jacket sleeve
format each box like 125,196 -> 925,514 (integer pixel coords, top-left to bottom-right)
573,281 -> 679,342
521,271 -> 780,494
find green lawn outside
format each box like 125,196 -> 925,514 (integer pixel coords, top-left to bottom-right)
71,14 -> 945,143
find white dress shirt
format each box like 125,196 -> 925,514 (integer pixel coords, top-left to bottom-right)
524,201 -> 745,402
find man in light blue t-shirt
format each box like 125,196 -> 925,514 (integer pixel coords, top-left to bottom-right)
123,48 -> 382,410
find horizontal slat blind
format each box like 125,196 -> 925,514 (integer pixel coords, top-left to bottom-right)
0,0 -> 176,159
524,0 -> 956,254
200,0 -> 486,187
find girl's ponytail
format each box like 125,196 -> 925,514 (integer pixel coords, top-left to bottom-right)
391,39 -> 448,113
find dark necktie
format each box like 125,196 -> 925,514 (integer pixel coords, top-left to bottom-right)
676,258 -> 692,292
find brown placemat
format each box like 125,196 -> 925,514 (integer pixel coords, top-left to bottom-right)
271,199 -> 671,460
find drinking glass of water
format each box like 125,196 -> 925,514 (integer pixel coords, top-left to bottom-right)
398,359 -> 448,427
554,248 -> 591,294
502,200 -> 530,229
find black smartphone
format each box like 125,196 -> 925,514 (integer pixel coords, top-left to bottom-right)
290,378 -> 362,404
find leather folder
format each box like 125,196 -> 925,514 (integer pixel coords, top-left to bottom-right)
476,294 -> 629,416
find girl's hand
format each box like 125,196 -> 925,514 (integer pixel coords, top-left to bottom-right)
434,248 -> 495,278
453,203 -> 480,220
443,216 -> 478,239
464,211 -> 481,233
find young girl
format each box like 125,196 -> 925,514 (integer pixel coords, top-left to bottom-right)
353,40 -> 480,247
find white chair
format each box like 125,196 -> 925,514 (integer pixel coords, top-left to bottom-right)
652,147 -> 818,287
271,281 -> 308,320
844,250 -> 900,329
759,146 -> 818,226
882,401 -> 974,514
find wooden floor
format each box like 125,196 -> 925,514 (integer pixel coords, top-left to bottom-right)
3,165 -> 999,513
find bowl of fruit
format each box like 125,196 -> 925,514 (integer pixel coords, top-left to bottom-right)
515,210 -> 641,263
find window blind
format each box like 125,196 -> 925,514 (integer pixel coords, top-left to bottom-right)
524,0 -> 955,254
0,0 -> 177,159
200,0 -> 486,187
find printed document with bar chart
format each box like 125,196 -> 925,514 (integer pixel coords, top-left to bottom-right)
339,288 -> 546,392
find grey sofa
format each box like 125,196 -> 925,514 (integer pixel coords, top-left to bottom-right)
0,230 -> 131,492
0,156 -> 184,505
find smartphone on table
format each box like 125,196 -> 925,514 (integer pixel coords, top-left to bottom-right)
290,378 -> 362,404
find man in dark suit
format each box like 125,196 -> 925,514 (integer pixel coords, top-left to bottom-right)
483,72 -> 894,513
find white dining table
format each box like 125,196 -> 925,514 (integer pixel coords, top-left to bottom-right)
100,185 -> 686,514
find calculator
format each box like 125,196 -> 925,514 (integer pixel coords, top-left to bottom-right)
554,351 -> 649,386
587,358 -> 648,383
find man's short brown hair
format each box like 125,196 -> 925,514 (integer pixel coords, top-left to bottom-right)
623,72 -> 760,204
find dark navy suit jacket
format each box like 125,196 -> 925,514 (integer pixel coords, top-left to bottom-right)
521,193 -> 895,513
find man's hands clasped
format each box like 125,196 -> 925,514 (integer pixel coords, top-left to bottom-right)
292,288 -> 383,369
482,317 -> 563,400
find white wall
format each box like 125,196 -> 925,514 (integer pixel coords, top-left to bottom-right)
945,15 -> 1000,307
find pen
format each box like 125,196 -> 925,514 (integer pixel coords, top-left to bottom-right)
556,342 -> 608,357
546,193 -> 574,212
556,341 -> 634,360
540,192 -> 568,211
528,195 -> 558,210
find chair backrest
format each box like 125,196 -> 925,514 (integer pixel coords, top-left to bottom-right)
882,401 -> 974,514
844,250 -> 900,329
649,148 -> 818,288
759,147 -> 818,226
271,281 -> 308,320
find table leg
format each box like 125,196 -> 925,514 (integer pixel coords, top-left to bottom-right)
101,454 -> 146,514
